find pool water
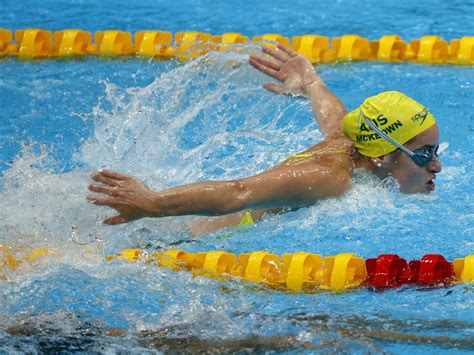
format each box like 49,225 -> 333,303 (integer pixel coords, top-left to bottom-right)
1,0 -> 473,352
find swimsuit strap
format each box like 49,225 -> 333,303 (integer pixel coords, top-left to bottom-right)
237,210 -> 255,226
290,153 -> 314,159
286,148 -> 349,162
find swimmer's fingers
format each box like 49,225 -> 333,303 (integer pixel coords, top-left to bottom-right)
262,45 -> 290,63
97,169 -> 128,180
86,196 -> 138,224
249,54 -> 280,70
262,83 -> 285,94
276,43 -> 298,58
249,55 -> 279,79
88,183 -> 119,196
86,195 -> 119,206
103,215 -> 128,225
91,170 -> 130,186
91,174 -> 120,187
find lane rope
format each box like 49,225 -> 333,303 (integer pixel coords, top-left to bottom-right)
2,246 -> 473,291
0,29 -> 473,65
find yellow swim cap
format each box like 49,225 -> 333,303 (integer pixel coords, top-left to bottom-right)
341,91 -> 436,157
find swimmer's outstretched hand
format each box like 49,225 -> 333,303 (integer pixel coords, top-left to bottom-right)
250,43 -> 347,137
248,43 -> 321,97
87,170 -> 159,225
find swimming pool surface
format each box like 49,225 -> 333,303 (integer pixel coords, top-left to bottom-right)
1,0 -> 473,352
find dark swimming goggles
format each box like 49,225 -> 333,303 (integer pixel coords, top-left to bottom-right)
409,144 -> 439,167
359,112 -> 439,167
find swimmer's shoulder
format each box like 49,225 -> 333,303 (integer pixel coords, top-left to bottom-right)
313,131 -> 353,151
277,146 -> 354,197
283,132 -> 354,168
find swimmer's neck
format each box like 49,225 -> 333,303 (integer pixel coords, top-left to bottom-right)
352,151 -> 399,183
352,151 -> 385,179
353,156 -> 374,171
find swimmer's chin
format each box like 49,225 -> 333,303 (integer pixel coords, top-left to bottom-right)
400,182 -> 436,194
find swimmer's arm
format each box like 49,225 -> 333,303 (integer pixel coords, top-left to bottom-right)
229,164 -> 351,211
249,44 -> 347,137
88,167 -> 350,224
304,80 -> 348,137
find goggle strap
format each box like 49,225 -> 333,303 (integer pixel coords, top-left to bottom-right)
359,111 -> 416,158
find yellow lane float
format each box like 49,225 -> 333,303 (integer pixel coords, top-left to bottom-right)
292,35 -> 329,63
15,29 -> 53,59
0,246 -> 52,280
453,255 -> 474,282
134,31 -> 173,57
94,30 -> 134,56
332,34 -> 371,61
53,29 -> 92,56
416,35 -> 449,64
0,29 -> 13,56
448,36 -> 474,65
253,33 -> 290,48
374,35 -> 407,62
174,31 -> 211,60
282,252 -> 323,291
213,32 -> 249,52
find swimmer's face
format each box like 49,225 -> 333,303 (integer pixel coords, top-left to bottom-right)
380,124 -> 442,193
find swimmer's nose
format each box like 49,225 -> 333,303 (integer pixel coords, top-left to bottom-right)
428,157 -> 442,174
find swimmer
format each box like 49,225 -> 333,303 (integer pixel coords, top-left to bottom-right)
87,44 -> 441,234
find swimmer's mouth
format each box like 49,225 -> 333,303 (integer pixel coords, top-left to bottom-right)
426,178 -> 436,191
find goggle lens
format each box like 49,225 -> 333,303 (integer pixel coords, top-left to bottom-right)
411,145 -> 439,166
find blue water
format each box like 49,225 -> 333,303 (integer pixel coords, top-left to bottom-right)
1,0 -> 474,352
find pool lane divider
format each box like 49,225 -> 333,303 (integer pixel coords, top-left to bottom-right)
106,250 -> 474,291
1,246 -> 473,291
0,29 -> 473,65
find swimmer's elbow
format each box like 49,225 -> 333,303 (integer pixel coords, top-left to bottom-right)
223,179 -> 253,213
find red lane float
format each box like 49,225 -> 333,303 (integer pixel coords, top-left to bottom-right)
365,254 -> 455,288
365,254 -> 410,288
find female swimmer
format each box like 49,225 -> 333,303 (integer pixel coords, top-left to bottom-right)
87,44 -> 441,234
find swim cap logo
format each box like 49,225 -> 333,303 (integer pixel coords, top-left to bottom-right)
411,108 -> 429,125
